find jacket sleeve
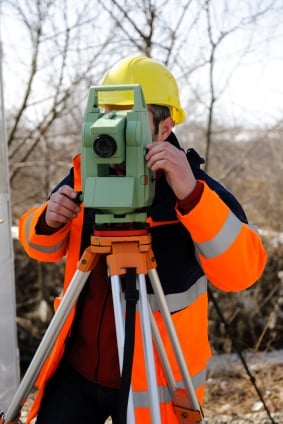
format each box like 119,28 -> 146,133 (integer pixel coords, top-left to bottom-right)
19,167 -> 76,262
176,181 -> 267,292
19,202 -> 71,262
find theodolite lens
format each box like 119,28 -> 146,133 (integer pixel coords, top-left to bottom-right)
93,134 -> 117,158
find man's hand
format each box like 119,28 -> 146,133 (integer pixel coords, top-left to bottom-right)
146,142 -> 197,200
45,185 -> 81,229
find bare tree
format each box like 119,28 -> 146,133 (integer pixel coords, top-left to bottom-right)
5,0 -> 282,186
96,0 -> 198,66
2,0 -> 283,372
4,0 -> 116,192
187,0 -> 283,171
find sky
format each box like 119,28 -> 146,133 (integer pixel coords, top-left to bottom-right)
1,1 -> 283,129
180,5 -> 283,128
220,33 -> 283,127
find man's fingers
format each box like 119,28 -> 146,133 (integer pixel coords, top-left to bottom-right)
58,185 -> 78,200
45,186 -> 81,227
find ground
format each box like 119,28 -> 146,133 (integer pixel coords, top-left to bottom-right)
203,350 -> 283,424
19,350 -> 282,424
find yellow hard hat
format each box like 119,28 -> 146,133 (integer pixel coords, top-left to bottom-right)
99,55 -> 186,124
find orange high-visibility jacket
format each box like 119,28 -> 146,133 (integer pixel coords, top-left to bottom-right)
19,143 -> 267,423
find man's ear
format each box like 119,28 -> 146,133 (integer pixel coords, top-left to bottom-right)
159,116 -> 175,140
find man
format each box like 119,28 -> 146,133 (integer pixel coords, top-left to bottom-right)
19,55 -> 267,424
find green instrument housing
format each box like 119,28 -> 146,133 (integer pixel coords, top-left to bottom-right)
81,84 -> 155,226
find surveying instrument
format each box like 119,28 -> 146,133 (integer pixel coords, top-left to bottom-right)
1,85 -> 204,423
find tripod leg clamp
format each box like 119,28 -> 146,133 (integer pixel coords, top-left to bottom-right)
173,389 -> 204,423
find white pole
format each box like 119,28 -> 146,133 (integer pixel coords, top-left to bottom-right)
0,3 -> 20,411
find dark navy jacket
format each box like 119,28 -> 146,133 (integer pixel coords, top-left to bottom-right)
51,132 -> 247,295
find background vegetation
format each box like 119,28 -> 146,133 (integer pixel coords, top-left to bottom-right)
1,0 -> 283,368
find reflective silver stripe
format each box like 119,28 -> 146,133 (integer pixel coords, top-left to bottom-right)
25,213 -> 67,254
132,368 -> 206,408
195,211 -> 242,258
146,275 -> 207,312
249,223 -> 260,235
133,384 -> 171,407
176,368 -> 206,391
119,276 -> 207,314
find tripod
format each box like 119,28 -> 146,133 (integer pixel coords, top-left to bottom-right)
1,228 -> 204,424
